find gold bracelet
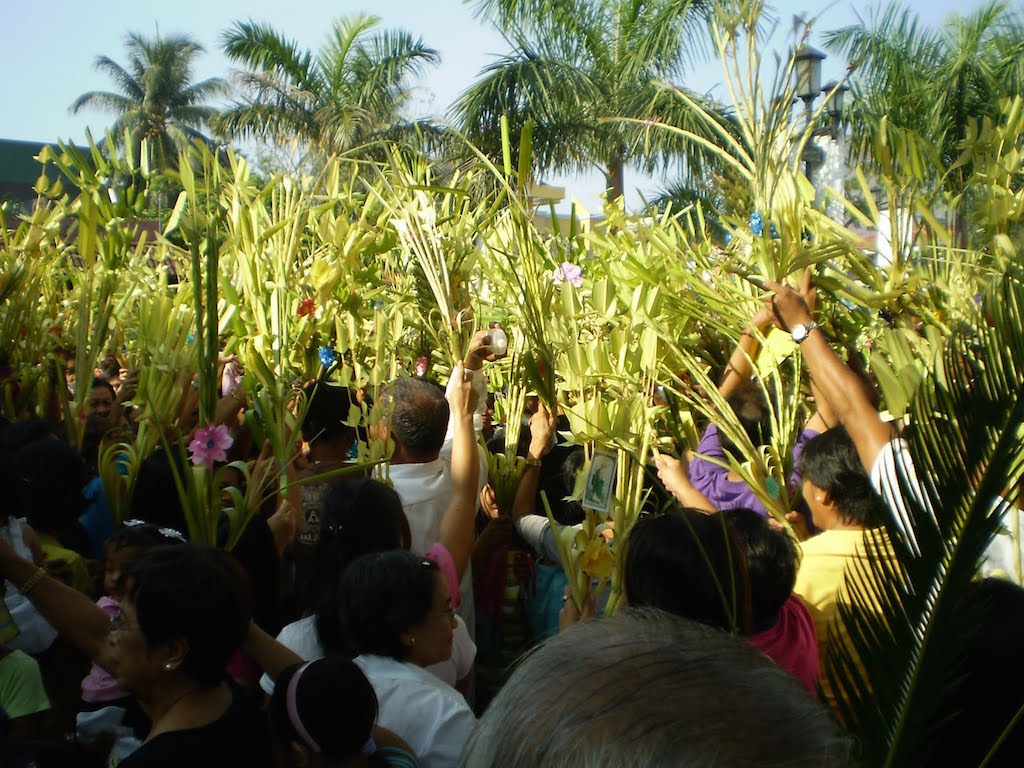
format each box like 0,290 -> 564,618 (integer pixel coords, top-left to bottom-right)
19,567 -> 47,596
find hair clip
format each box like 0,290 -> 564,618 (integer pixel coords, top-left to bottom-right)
123,519 -> 187,542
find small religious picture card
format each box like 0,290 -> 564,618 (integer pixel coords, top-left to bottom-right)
582,449 -> 617,513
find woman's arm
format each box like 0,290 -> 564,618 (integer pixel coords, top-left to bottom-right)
243,621 -> 303,683
719,308 -> 775,400
654,450 -> 716,513
0,537 -> 112,669
438,363 -> 480,580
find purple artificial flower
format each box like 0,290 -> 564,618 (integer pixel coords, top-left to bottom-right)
188,423 -> 234,469
552,261 -> 583,287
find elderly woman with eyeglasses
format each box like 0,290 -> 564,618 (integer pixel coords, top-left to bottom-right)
336,549 -> 475,768
0,537 -> 274,768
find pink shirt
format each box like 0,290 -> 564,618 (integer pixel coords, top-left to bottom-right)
748,594 -> 820,697
81,597 -> 128,703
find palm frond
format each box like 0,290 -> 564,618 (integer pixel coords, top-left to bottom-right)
89,56 -> 145,102
70,91 -> 138,116
221,20 -> 316,89
825,269 -> 1024,765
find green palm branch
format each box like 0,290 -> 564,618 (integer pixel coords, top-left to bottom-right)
824,269 -> 1024,765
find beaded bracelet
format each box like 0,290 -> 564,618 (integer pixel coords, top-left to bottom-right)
19,567 -> 47,596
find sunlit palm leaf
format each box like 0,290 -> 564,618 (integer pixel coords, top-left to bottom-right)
825,269 -> 1024,765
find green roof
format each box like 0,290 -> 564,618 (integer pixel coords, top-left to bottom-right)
0,138 -> 65,185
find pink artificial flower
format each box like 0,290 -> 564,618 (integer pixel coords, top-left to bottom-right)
552,261 -> 583,287
188,423 -> 234,469
415,356 -> 429,377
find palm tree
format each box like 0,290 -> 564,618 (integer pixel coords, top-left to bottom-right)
452,0 -> 718,203
824,0 -> 1024,245
70,32 -> 229,168
216,14 -> 440,162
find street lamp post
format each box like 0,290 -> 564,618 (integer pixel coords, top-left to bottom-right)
793,44 -> 851,198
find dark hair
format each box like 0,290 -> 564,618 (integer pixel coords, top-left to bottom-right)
301,383 -> 359,445
270,658 -> 379,761
722,508 -> 797,632
313,479 -> 410,653
798,426 -> 885,527
720,380 -> 772,458
110,522 -> 185,551
131,448 -> 189,533
126,544 -> 251,687
538,446 -> 586,526
462,608 -> 851,767
338,550 -> 439,661
625,508 -> 752,634
18,437 -> 86,532
0,418 -> 56,453
90,377 -> 116,398
383,377 -> 449,459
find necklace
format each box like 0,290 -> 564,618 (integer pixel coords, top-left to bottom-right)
149,686 -> 203,734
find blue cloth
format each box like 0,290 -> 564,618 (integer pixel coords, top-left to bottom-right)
79,477 -> 114,559
523,562 -> 568,643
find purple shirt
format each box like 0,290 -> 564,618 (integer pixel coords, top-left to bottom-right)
688,423 -> 818,518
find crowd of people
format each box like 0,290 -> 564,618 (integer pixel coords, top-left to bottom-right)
0,277 -> 1022,767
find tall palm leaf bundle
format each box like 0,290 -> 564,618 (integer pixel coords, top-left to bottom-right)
826,269 -> 1024,765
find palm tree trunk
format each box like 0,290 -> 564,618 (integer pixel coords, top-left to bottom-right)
605,150 -> 625,204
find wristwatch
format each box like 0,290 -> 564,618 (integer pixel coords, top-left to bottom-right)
790,321 -> 818,344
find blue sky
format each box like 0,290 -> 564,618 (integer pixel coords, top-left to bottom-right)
3,0 -> 983,211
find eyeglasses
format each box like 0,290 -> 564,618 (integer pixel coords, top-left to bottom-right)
109,606 -> 137,633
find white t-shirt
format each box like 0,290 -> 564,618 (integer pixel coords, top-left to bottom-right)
259,614 -> 476,696
869,438 -> 931,556
1,517 -> 58,655
354,653 -> 476,768
870,437 -> 1024,580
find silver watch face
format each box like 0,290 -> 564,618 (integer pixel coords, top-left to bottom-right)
792,323 -> 811,342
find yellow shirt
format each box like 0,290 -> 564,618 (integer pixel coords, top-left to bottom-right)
794,527 -> 894,710
37,533 -> 95,598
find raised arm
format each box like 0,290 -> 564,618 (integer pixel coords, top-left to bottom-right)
719,308 -> 775,400
0,537 -> 112,670
764,276 -> 891,472
510,402 -> 558,521
439,362 -> 480,580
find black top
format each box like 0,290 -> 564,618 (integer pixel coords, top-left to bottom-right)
118,685 -> 273,768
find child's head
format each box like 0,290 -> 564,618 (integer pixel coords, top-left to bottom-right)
103,521 -> 185,600
270,657 -> 378,766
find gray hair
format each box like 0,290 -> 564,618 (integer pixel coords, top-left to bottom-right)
379,376 -> 449,460
462,608 -> 849,768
